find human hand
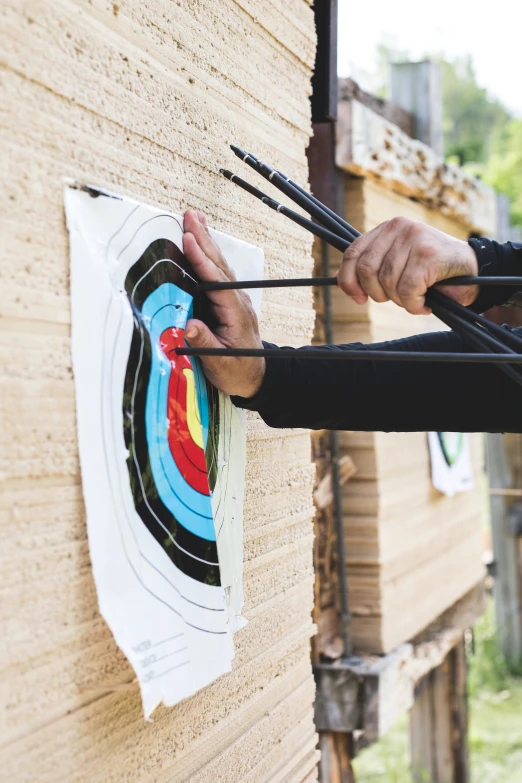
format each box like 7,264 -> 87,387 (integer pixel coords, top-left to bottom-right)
182,210 -> 265,398
337,217 -> 479,315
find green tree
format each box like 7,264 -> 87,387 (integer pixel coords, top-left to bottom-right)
375,46 -> 522,226
375,46 -> 510,165
483,120 -> 522,228
442,56 -> 510,166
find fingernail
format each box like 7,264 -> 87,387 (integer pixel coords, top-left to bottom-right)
185,326 -> 198,339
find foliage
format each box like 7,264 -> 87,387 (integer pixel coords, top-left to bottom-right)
375,45 -> 522,227
441,56 -> 510,166
468,601 -> 510,696
375,46 -> 511,167
352,714 -> 412,783
483,120 -> 522,228
353,600 -> 522,783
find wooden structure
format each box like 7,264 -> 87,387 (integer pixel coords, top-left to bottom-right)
487,433 -> 522,667
310,77 -> 494,781
1,2 -> 320,781
324,170 -> 489,655
331,179 -> 486,655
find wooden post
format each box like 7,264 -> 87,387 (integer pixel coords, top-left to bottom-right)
410,637 -> 469,783
318,733 -> 356,783
487,433 -> 522,666
449,640 -> 469,783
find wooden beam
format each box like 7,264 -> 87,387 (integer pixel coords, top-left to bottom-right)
314,663 -> 360,733
314,581 -> 485,740
487,433 -> 522,666
339,77 -> 414,137
449,640 -> 470,783
410,662 -> 453,783
318,732 -> 356,783
307,121 -> 342,214
314,455 -> 357,510
336,98 -> 497,235
410,637 -> 469,783
311,0 -> 338,122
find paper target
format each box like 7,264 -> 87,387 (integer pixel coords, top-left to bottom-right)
65,183 -> 264,717
428,431 -> 474,497
122,238 -> 220,584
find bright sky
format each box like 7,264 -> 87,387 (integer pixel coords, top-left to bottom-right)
338,0 -> 522,116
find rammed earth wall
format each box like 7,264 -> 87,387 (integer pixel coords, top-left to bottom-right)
0,1 -> 319,780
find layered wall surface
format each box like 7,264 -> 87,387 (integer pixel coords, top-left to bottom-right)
327,177 -> 485,653
0,1 -> 319,780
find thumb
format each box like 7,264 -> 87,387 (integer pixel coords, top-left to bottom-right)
184,319 -> 222,349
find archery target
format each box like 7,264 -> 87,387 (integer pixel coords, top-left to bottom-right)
65,183 -> 263,716
122,238 -> 220,584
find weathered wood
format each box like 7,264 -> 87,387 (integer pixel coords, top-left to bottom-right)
313,582 -> 484,740
487,433 -> 522,666
307,121 -> 342,213
318,732 -> 355,783
410,662 -> 453,783
449,639 -> 470,783
314,663 -> 360,733
410,637 -> 469,783
359,644 -> 415,743
336,99 -> 497,235
311,0 -> 338,122
311,429 -> 345,662
314,455 -> 357,510
339,77 -> 414,137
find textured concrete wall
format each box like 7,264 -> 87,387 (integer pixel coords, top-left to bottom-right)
0,1 -> 319,780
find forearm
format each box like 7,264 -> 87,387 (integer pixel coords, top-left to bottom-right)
469,238 -> 522,312
232,330 -> 522,433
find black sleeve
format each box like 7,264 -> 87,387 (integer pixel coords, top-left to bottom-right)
469,238 -> 522,312
231,330 -> 522,433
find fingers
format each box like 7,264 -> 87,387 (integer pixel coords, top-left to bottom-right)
395,269 -> 432,315
337,217 -> 439,314
184,318 -> 232,390
185,318 -> 265,398
337,223 -> 388,304
183,231 -> 229,284
185,318 -> 222,350
375,237 -> 410,307
183,210 -> 236,281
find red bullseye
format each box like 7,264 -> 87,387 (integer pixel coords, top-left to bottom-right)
160,328 -> 211,496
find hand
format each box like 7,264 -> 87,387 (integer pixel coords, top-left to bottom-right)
182,210 -> 265,398
337,217 -> 479,315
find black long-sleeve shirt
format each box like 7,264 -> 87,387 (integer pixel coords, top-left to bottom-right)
232,238 -> 522,433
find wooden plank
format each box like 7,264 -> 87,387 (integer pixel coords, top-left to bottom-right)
310,0 -> 338,122
449,639 -> 470,783
318,732 -> 355,783
360,644 -> 414,742
313,663 -> 360,733
410,663 -> 452,783
339,77 -> 414,137
313,582 -> 484,740
410,637 -> 469,783
487,433 -> 522,665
